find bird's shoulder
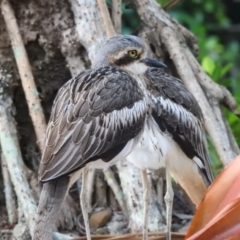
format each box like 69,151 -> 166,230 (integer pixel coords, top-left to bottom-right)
50,66 -> 144,123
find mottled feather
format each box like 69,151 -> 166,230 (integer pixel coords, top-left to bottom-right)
39,66 -> 147,182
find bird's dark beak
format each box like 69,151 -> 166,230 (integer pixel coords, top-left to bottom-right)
140,58 -> 167,68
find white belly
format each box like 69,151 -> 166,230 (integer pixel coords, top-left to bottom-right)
126,116 -> 179,170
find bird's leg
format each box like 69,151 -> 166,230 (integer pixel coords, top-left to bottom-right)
80,168 -> 91,240
141,169 -> 149,240
164,168 -> 174,240
33,176 -> 69,240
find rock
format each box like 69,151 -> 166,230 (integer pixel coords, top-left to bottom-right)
89,208 -> 112,230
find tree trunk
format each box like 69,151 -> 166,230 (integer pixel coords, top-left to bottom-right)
0,0 -> 238,238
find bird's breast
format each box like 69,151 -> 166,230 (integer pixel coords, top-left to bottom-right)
126,116 -> 172,170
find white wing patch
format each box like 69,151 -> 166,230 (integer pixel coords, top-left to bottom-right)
193,156 -> 205,169
109,99 -> 148,130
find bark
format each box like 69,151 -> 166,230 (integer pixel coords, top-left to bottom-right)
0,106 -> 37,234
1,154 -> 17,224
111,0 -> 122,34
1,0 -> 47,152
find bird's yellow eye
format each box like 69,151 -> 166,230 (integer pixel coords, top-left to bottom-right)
128,50 -> 138,58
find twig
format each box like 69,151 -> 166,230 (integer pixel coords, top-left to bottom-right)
0,105 -> 37,235
160,26 -> 234,165
1,0 -> 46,152
1,153 -> 18,224
163,0 -> 180,10
97,0 -> 116,37
0,229 -> 13,234
104,168 -> 128,216
95,170 -> 107,207
157,177 -> 164,207
86,169 -> 96,212
111,0 -> 122,34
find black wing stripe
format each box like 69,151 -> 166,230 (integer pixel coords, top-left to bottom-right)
152,95 -> 214,185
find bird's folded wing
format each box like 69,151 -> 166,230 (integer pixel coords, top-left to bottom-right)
146,68 -> 204,120
39,66 -> 147,182
146,69 -> 214,185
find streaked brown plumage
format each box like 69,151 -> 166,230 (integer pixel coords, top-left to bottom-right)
39,66 -> 146,182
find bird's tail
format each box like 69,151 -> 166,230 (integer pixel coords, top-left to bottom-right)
168,156 -> 208,206
33,176 -> 69,240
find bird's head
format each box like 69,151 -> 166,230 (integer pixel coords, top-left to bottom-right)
93,35 -> 167,74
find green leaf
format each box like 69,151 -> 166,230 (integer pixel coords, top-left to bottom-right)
212,67 -> 221,81
220,63 -> 233,78
201,56 -> 216,76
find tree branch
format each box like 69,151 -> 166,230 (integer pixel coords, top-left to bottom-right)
86,169 -> 96,212
185,48 -> 240,117
97,0 -> 116,37
0,106 -> 37,235
1,154 -> 18,224
69,0 -> 107,60
133,0 -> 199,54
1,0 -> 47,152
61,28 -> 85,78
112,0 -> 122,34
222,113 -> 240,155
160,26 -> 235,165
163,0 -> 180,10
